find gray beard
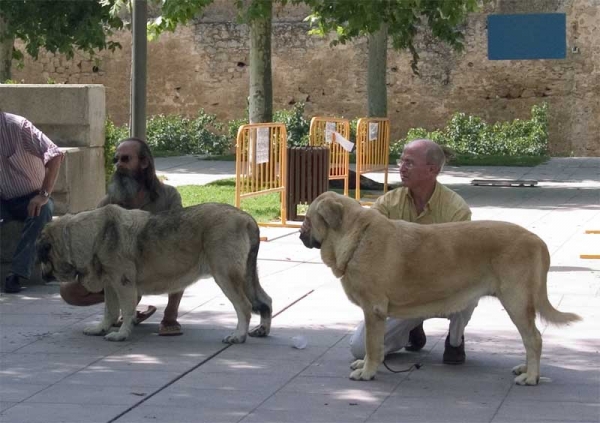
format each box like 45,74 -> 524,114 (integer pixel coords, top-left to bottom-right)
107,171 -> 142,207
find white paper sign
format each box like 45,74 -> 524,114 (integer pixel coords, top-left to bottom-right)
369,122 -> 379,141
332,131 -> 355,152
325,121 -> 336,143
256,127 -> 270,164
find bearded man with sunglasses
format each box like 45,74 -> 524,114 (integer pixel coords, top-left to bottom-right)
59,137 -> 186,336
349,139 -> 478,365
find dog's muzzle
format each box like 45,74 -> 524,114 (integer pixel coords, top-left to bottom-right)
299,219 -> 321,249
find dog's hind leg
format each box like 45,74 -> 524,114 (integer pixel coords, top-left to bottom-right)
499,289 -> 542,386
213,269 -> 253,344
246,239 -> 272,338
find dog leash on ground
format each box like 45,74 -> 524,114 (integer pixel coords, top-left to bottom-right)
382,361 -> 422,373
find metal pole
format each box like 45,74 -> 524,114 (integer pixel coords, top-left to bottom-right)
130,0 -> 147,140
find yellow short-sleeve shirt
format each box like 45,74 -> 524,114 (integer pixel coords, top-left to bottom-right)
371,182 -> 471,224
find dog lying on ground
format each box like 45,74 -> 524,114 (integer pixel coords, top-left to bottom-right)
299,191 -> 581,385
37,203 -> 272,343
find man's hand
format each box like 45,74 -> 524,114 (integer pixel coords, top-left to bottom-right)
28,195 -> 49,217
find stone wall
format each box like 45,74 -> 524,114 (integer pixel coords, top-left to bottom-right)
10,0 -> 599,156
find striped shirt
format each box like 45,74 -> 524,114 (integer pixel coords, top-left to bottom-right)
372,182 -> 471,224
0,112 -> 63,200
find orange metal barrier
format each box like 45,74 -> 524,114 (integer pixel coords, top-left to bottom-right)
354,117 -> 390,201
580,230 -> 600,259
309,117 -> 351,196
235,123 -> 288,226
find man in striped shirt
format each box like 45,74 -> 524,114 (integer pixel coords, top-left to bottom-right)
1,111 -> 64,293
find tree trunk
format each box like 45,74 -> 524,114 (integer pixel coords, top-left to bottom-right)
367,25 -> 388,118
248,1 -> 272,124
130,0 -> 147,140
0,14 -> 14,82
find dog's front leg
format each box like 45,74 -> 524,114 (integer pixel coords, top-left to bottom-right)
350,311 -> 385,381
104,271 -> 138,342
83,279 -> 119,337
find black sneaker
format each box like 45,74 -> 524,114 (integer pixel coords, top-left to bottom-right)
405,323 -> 427,352
4,274 -> 22,294
443,335 -> 465,365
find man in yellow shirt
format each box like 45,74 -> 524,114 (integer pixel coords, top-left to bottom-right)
349,139 -> 478,364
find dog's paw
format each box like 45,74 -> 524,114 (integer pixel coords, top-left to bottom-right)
83,325 -> 108,336
104,331 -> 129,342
248,325 -> 269,338
349,367 -> 376,381
514,373 -> 539,386
512,364 -> 527,375
350,359 -> 365,370
222,333 -> 247,344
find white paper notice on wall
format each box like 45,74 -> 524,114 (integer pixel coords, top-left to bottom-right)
256,127 -> 270,164
325,121 -> 336,143
332,131 -> 354,152
369,122 -> 379,141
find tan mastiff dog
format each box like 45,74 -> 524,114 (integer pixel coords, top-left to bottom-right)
300,191 -> 581,385
37,203 -> 272,343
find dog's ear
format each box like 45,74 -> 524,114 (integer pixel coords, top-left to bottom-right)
317,197 -> 343,230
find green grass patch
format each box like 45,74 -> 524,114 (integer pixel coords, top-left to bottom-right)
177,179 -> 282,223
202,153 -> 236,161
177,178 -> 384,223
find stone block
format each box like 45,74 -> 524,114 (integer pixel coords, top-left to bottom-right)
53,147 -> 106,215
0,84 -> 105,148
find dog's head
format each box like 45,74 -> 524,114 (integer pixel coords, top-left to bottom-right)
300,192 -> 351,249
37,218 -> 79,283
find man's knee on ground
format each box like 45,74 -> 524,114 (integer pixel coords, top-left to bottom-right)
59,281 -> 97,306
349,328 -> 366,359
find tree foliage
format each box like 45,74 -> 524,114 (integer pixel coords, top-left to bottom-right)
0,0 -> 124,64
305,0 -> 481,73
147,0 -> 213,40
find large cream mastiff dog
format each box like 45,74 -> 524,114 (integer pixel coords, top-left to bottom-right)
300,191 -> 581,385
37,203 -> 272,343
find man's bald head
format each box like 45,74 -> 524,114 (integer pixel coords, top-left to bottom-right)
404,139 -> 446,171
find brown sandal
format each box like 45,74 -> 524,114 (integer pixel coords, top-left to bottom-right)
158,322 -> 183,336
112,305 -> 157,327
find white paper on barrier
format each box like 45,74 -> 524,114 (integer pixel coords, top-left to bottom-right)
256,127 -> 270,164
325,121 -> 336,143
369,122 -> 379,141
332,131 -> 354,152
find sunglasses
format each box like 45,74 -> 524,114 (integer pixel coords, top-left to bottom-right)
113,154 -> 132,164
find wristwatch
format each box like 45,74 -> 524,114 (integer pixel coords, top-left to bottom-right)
38,189 -> 50,198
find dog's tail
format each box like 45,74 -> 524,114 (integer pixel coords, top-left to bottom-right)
538,292 -> 582,325
537,249 -> 582,325
244,221 -> 273,326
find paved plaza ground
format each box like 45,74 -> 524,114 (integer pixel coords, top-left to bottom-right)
1,157 -> 599,423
